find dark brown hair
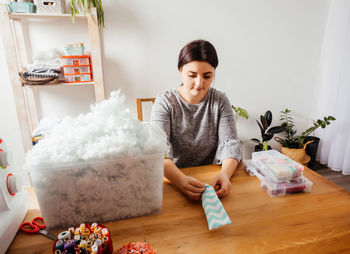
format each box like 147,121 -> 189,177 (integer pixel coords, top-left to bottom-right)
177,39 -> 219,70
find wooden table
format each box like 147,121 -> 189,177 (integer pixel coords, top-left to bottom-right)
8,163 -> 350,253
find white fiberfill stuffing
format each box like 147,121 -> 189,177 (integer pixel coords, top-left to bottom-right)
25,90 -> 167,168
25,90 -> 167,228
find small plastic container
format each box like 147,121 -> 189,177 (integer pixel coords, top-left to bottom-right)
63,65 -> 91,75
248,161 -> 313,197
61,55 -> 90,66
252,150 -> 304,182
64,74 -> 92,83
8,2 -> 36,13
27,153 -> 164,229
63,46 -> 85,56
260,176 -> 313,197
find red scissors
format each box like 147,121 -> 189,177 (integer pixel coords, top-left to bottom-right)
20,216 -> 56,241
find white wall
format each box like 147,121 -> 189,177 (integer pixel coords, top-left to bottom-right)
0,0 -> 331,172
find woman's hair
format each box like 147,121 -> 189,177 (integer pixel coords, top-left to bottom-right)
177,39 -> 218,70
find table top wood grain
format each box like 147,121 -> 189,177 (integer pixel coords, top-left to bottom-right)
7,163 -> 350,253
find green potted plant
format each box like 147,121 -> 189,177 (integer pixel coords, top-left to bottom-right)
274,109 -> 335,166
251,110 -> 285,152
70,0 -> 104,28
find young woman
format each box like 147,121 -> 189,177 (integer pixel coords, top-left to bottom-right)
151,39 -> 242,200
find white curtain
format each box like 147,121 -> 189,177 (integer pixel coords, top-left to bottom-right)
312,0 -> 350,175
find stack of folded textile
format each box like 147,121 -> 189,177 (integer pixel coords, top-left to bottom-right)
22,64 -> 61,79
19,50 -> 64,85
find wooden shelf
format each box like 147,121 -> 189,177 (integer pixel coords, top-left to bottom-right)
24,81 -> 95,87
0,3 -> 105,152
9,12 -> 87,20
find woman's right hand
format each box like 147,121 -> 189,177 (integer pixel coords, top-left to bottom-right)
178,175 -> 206,200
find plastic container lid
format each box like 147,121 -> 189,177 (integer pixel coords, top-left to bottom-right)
252,150 -> 304,182
61,55 -> 90,59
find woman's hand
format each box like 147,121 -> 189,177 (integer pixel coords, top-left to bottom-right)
163,159 -> 205,200
211,158 -> 238,198
178,175 -> 206,200
211,171 -> 231,198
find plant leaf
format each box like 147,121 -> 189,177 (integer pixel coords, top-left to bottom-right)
267,126 -> 285,134
264,110 -> 272,126
238,108 -> 249,119
262,133 -> 274,142
251,138 -> 261,144
260,115 -> 269,131
256,120 -> 265,136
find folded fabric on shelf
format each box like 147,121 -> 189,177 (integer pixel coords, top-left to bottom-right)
23,66 -> 61,78
19,72 -> 59,85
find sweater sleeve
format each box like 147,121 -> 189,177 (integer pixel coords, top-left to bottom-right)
150,95 -> 174,159
213,94 -> 242,164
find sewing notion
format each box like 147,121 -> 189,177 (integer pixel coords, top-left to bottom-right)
20,216 -> 56,240
53,223 -> 113,254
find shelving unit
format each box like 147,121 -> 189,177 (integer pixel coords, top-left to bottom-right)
0,4 -> 105,152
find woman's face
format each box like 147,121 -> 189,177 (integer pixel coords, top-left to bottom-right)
179,61 -> 215,103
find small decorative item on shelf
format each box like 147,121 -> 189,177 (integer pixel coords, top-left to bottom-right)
61,55 -> 93,83
33,0 -> 65,14
7,1 -> 36,13
64,42 -> 85,56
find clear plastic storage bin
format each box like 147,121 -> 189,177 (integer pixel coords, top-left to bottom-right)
246,157 -> 313,197
260,176 -> 313,197
63,46 -> 85,56
27,153 -> 164,229
61,56 -> 90,66
64,74 -> 92,83
63,65 -> 91,75
252,150 -> 304,182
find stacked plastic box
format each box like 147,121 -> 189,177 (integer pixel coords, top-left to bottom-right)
62,55 -> 92,83
248,150 -> 313,197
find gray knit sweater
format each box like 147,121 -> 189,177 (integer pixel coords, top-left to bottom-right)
150,87 -> 242,168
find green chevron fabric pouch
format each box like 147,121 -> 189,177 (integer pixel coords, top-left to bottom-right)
201,184 -> 231,230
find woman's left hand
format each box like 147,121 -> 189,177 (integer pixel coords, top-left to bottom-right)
211,171 -> 231,198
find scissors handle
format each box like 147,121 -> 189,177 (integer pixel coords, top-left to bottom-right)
20,222 -> 40,234
32,216 -> 46,230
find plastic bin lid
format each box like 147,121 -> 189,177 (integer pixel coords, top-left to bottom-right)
64,72 -> 92,76
63,65 -> 91,67
61,55 -> 90,58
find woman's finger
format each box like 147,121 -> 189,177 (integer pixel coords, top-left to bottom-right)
186,190 -> 202,200
210,178 -> 219,189
216,181 -> 231,197
188,177 -> 206,188
185,182 -> 205,193
216,187 -> 226,197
